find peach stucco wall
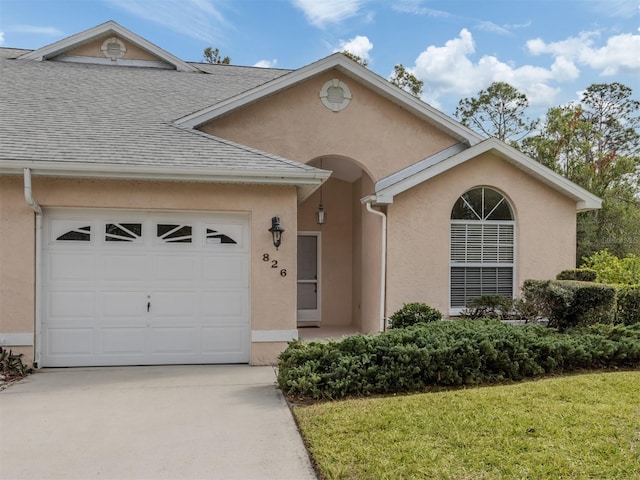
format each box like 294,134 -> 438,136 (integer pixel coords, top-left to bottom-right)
65,36 -> 160,62
201,69 -> 458,182
0,175 -> 298,365
386,152 -> 577,316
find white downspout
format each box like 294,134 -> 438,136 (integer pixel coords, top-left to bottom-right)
362,196 -> 387,332
23,168 -> 43,368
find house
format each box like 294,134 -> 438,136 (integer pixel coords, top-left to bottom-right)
0,21 -> 601,367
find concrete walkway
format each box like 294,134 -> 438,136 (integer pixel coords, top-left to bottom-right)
0,365 -> 317,480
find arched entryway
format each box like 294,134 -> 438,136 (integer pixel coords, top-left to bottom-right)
297,155 -> 381,335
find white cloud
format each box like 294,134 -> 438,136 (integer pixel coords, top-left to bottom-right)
106,0 -> 228,43
335,35 -> 373,60
291,0 -> 364,27
392,0 -> 451,18
7,25 -> 64,36
0,32 -> 4,46
254,59 -> 278,68
411,29 -> 565,108
587,0 -> 639,17
527,31 -> 640,76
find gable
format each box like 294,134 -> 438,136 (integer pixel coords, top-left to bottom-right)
58,34 -> 171,68
199,68 -> 461,181
375,138 -> 601,212
17,20 -> 198,72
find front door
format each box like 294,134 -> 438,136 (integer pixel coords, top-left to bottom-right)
297,232 -> 321,323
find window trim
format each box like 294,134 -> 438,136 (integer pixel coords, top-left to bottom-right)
449,188 -> 516,316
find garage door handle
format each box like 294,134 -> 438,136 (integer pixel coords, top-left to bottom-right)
147,302 -> 151,312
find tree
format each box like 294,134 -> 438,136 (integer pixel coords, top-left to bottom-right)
521,83 -> 640,260
390,64 -> 423,97
454,82 -> 538,143
341,51 -> 368,67
203,47 -> 231,64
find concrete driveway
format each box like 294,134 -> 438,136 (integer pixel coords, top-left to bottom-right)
0,365 -> 316,480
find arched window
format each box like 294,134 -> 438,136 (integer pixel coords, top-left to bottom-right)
450,187 -> 515,313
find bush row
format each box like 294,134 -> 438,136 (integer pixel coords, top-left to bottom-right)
617,285 -> 640,325
522,280 -> 616,330
522,280 -> 640,328
277,320 -> 640,400
556,268 -> 598,282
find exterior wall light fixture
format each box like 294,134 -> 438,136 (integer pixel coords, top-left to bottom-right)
316,158 -> 327,225
269,216 -> 284,249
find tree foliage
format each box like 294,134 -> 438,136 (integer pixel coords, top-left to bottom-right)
341,51 -> 368,67
203,47 -> 231,64
454,82 -> 538,143
389,64 -> 423,97
521,83 -> 640,260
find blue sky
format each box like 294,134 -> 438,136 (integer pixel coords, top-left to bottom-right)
1,0 -> 638,117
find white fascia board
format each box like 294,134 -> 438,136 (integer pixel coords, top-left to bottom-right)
176,53 -> 484,145
54,55 -> 173,69
375,138 -> 602,211
17,20 -> 198,73
0,160 -> 329,202
376,143 -> 468,192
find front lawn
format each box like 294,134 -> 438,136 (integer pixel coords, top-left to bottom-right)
294,371 -> 640,479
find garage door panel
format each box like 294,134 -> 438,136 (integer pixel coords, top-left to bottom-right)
150,327 -> 199,354
43,209 -> 250,366
102,291 -> 147,317
202,256 -> 248,286
48,254 -> 94,282
101,328 -> 147,355
202,326 -> 248,354
101,255 -> 147,282
47,328 -> 94,355
152,255 -> 197,281
202,291 -> 247,318
48,291 -> 94,319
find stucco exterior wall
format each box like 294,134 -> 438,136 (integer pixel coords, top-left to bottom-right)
0,175 -> 298,365
357,175 -> 384,333
201,69 -> 458,182
386,152 -> 577,316
65,36 -> 161,62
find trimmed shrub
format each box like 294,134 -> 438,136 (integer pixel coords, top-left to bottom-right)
556,268 -> 597,282
521,279 -> 616,330
388,302 -> 443,329
616,285 -> 640,325
277,320 -> 640,400
461,295 -> 514,320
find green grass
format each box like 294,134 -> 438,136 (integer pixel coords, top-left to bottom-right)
293,371 -> 640,479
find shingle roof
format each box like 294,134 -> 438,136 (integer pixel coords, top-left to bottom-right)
0,47 -> 323,184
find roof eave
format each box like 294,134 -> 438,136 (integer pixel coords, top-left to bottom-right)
0,160 -> 330,202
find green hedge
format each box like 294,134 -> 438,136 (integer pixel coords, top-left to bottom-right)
521,279 -> 616,330
616,285 -> 640,325
556,268 -> 597,282
277,320 -> 640,400
388,302 -> 443,328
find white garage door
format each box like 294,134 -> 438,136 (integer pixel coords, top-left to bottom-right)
42,209 -> 250,367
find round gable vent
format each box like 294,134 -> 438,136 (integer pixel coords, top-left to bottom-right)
320,79 -> 352,112
101,37 -> 127,61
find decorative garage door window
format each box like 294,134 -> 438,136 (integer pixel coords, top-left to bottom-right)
56,225 -> 91,241
105,223 -> 142,242
450,187 -> 514,312
53,221 -> 238,246
157,224 -> 193,243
